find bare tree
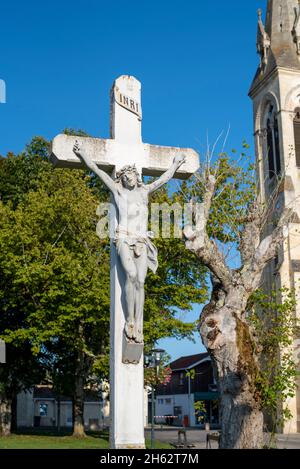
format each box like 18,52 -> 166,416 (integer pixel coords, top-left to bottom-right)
184,161 -> 292,449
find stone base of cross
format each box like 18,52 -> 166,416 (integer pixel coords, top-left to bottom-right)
50,75 -> 199,449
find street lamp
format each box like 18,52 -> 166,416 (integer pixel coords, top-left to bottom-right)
144,348 -> 165,449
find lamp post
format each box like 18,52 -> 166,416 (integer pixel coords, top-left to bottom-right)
144,348 -> 165,449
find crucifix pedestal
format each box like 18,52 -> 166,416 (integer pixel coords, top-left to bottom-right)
50,75 -> 199,449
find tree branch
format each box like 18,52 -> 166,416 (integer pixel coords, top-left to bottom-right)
242,208 -> 292,291
184,171 -> 233,291
239,199 -> 262,265
254,209 -> 291,265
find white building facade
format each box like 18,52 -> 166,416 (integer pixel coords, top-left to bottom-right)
17,386 -> 109,430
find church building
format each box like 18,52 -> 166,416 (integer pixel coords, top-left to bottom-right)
249,0 -> 300,433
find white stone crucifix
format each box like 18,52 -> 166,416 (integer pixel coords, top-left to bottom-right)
50,75 -> 199,449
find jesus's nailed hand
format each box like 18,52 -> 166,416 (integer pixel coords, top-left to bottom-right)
174,154 -> 186,167
73,140 -> 82,157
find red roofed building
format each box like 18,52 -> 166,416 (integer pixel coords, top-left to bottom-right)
155,353 -> 219,428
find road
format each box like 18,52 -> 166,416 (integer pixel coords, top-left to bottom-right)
145,427 -> 300,449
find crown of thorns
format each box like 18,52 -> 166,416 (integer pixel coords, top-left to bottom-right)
115,165 -> 141,181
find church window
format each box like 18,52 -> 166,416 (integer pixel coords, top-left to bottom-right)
293,108 -> 300,168
267,119 -> 275,178
265,105 -> 281,179
274,118 -> 281,175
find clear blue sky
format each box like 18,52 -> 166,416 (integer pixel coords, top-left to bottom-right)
0,0 -> 263,360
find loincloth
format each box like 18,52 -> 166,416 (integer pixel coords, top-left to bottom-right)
114,227 -> 158,274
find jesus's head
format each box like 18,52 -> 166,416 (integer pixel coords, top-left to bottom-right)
116,165 -> 142,190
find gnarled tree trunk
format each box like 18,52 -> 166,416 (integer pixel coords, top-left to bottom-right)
72,350 -> 87,437
200,282 -> 263,448
0,394 -> 12,436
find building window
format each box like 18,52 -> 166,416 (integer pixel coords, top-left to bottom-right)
294,108 -> 300,167
265,105 -> 281,179
274,117 -> 281,175
165,398 -> 172,404
174,406 -> 182,425
39,403 -> 48,417
179,372 -> 185,385
267,118 -> 275,178
158,399 -> 164,405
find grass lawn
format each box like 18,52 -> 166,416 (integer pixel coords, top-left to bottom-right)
0,429 -> 171,449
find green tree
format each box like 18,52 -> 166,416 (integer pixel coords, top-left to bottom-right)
0,135 -> 208,436
0,165 -> 111,436
144,185 -> 207,351
0,137 -> 51,208
249,289 -> 299,445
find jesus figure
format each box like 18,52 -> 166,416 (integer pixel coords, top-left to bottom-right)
73,141 -> 185,343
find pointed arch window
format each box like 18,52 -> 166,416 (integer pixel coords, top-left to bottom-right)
267,118 -> 275,177
274,117 -> 281,175
265,105 -> 281,179
293,108 -> 300,167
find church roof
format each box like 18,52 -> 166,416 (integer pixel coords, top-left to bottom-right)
249,0 -> 300,96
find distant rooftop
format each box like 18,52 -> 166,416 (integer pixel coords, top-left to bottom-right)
33,385 -> 100,402
170,352 -> 210,371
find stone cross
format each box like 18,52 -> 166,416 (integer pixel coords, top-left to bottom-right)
50,75 -> 199,449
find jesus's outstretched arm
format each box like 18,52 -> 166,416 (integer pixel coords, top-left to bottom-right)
146,154 -> 186,194
73,140 -> 116,194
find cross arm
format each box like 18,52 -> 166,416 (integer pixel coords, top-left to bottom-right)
50,135 -> 200,181
73,140 -> 117,194
50,134 -> 117,172
143,144 -> 199,180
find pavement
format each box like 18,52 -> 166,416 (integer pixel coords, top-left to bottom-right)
276,434 -> 300,449
144,427 -> 300,449
145,427 -> 219,449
